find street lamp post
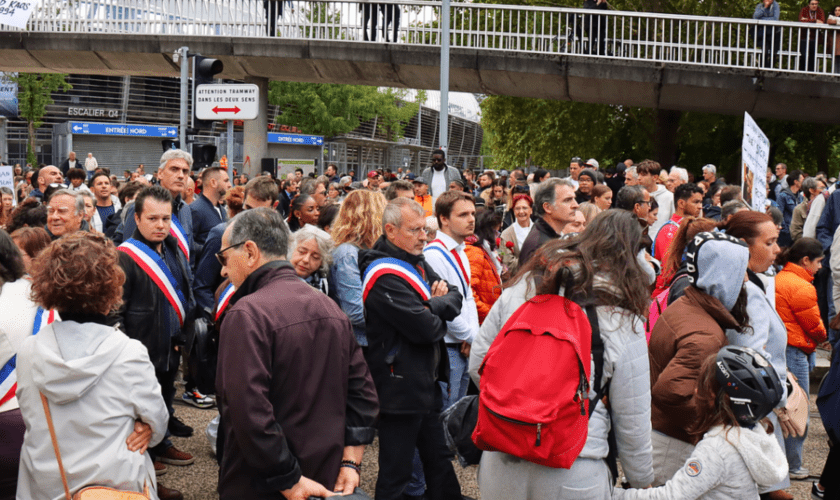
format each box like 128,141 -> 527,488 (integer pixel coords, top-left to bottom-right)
439,0 -> 450,153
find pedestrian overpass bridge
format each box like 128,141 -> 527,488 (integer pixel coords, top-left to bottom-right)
2,0 -> 840,124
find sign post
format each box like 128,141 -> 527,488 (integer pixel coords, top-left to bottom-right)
195,83 -> 259,179
741,112 -> 770,212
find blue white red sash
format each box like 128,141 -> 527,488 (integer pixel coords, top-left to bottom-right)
423,240 -> 468,294
0,307 -> 55,406
215,283 -> 235,321
362,257 -> 431,302
170,214 -> 189,260
118,239 -> 187,326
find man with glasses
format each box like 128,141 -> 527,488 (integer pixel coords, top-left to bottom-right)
115,186 -> 196,500
45,189 -> 85,240
215,208 -> 378,500
359,198 -> 465,500
420,149 -> 461,200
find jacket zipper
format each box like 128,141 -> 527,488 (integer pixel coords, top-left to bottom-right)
486,406 -> 542,446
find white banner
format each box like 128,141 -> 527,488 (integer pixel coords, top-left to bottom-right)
741,112 -> 770,212
0,0 -> 36,29
0,166 -> 15,205
0,73 -> 17,118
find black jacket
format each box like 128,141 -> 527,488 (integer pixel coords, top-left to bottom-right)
359,236 -> 462,414
518,216 -> 560,268
190,193 -> 227,267
113,230 -> 196,372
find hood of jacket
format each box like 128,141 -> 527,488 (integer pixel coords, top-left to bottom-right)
693,237 -> 750,311
32,319 -> 128,405
706,425 -> 788,488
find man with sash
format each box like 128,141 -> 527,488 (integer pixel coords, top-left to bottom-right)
116,149 -> 193,257
114,186 -> 196,500
215,208 -> 378,500
359,198 -> 465,500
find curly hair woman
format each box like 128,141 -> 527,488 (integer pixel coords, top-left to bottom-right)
15,232 -> 168,499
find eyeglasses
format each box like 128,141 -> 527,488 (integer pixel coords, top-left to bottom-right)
216,241 -> 246,266
405,226 -> 427,236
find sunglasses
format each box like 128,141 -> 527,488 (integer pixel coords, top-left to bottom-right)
216,241 -> 246,266
571,157 -> 582,163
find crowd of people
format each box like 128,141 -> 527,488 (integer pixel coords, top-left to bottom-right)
0,147 -> 838,500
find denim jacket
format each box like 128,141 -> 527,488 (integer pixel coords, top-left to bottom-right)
331,243 -> 367,346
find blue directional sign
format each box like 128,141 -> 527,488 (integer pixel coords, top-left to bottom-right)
268,132 -> 324,146
69,122 -> 178,138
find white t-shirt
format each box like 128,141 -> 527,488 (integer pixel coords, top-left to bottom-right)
431,169 -> 447,199
513,219 -> 532,250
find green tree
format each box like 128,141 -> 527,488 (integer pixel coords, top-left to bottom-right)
11,73 -> 71,166
268,83 -> 424,140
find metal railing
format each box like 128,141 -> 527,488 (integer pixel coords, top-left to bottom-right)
13,0 -> 840,76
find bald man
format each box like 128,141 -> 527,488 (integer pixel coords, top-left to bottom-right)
29,165 -> 63,200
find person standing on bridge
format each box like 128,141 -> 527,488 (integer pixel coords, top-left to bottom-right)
359,0 -> 380,41
583,0 -> 609,56
753,0 -> 781,68
799,0 -> 825,72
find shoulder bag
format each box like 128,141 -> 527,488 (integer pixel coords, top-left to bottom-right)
40,392 -> 150,500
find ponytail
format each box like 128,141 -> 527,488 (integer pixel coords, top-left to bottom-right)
776,237 -> 823,267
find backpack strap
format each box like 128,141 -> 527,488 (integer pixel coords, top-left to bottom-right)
583,305 -> 619,482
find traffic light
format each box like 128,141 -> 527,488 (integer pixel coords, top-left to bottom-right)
193,144 -> 217,171
193,55 -> 224,131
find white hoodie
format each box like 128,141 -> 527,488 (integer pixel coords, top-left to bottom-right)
613,424 -> 788,500
16,321 -> 168,500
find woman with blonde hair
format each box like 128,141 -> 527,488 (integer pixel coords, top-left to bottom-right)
577,202 -> 602,225
330,190 -> 387,347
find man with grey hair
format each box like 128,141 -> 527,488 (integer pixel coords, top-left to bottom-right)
116,149 -> 193,251
701,164 -> 725,201
359,198 -> 465,500
46,189 -> 85,239
216,208 -> 379,500
624,166 -> 640,186
518,178 -> 579,267
299,176 -> 329,208
666,166 -> 688,193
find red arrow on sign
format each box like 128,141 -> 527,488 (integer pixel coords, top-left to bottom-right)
213,106 -> 241,114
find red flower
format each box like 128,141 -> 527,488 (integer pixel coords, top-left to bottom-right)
495,237 -> 501,247
506,240 -> 515,249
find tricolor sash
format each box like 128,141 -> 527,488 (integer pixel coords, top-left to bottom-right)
0,307 -> 55,406
118,239 -> 187,326
423,240 -> 468,294
215,283 -> 236,321
170,214 -> 190,260
362,257 -> 431,302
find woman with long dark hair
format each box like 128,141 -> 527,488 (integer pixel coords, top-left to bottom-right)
473,210 -> 657,498
287,193 -> 319,232
776,237 -> 826,481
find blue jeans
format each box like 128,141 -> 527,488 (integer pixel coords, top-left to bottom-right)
439,345 -> 470,411
784,345 -> 815,472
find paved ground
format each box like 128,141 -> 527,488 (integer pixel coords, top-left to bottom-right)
164,385 -> 829,500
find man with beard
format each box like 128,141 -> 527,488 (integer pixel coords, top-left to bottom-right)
420,149 -> 461,200
191,166 -> 232,264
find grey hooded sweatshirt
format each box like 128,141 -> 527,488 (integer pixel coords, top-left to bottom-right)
16,321 -> 168,500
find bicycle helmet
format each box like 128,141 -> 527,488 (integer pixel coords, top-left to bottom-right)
715,345 -> 784,427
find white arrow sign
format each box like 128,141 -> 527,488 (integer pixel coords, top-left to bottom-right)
195,84 -> 259,121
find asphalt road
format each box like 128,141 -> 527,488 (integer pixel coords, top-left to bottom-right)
163,386 -> 829,500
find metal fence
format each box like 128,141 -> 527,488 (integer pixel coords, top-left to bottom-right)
16,0 -> 840,75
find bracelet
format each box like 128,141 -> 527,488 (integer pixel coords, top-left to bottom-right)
340,463 -> 360,474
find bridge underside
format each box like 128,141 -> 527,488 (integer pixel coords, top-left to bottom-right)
1,32 -> 837,124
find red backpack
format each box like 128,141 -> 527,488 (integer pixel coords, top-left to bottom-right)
472,294 -> 606,469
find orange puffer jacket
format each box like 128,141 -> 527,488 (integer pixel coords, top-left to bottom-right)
464,242 -> 502,325
776,262 -> 826,354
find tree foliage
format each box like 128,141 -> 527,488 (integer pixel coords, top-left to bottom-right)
480,0 -> 840,177
268,83 -> 424,140
11,73 -> 71,166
